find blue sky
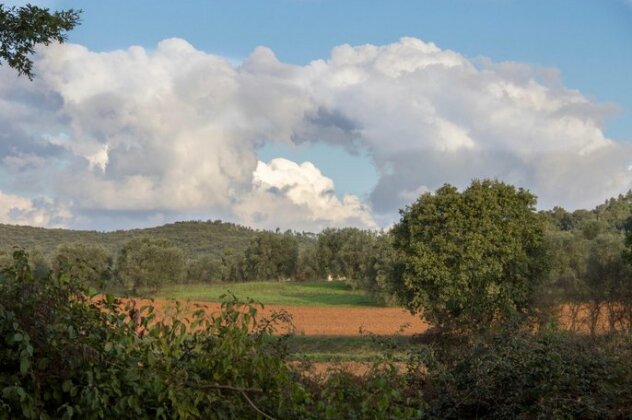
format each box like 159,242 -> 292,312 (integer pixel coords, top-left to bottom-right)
0,0 -> 631,230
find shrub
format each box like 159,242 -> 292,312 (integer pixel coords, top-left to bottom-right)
53,242 -> 113,289
419,330 -> 632,419
308,363 -> 426,419
0,250 -> 307,418
0,250 -> 425,419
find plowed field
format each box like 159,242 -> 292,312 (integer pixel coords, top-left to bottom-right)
134,299 -> 430,336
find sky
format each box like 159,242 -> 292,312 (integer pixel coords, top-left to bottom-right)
0,0 -> 631,231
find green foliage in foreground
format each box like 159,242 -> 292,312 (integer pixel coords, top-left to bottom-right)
157,280 -> 383,307
0,250 -> 423,419
0,250 -> 303,418
421,330 -> 632,419
2,251 -> 631,419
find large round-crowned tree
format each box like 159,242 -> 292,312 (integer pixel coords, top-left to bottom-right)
392,179 -> 547,333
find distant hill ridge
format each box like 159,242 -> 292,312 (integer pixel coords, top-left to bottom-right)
0,220 -> 266,259
3,190 -> 632,259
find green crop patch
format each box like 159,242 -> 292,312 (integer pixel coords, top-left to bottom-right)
156,280 -> 385,307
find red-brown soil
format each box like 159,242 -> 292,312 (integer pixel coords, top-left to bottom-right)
126,298 -> 430,336
112,299 -> 629,377
117,298 -> 630,336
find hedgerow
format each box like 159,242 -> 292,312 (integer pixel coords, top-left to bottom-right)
419,329 -> 632,419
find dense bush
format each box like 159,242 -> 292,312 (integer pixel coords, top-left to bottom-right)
185,255 -> 224,283
306,364 -> 426,419
0,250 -> 307,418
53,242 -> 113,289
420,329 -> 632,419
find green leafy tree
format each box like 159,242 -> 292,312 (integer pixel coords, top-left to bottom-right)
369,232 -> 406,304
243,232 -> 298,280
542,206 -> 574,231
26,247 -> 50,281
543,232 -> 590,303
585,233 -> 631,333
0,3 -> 80,79
53,242 -> 112,288
594,191 -> 632,232
536,231 -> 590,328
391,179 -> 548,334
295,244 -> 320,281
315,228 -> 405,301
116,237 -> 185,293
219,248 -> 247,282
316,228 -> 376,281
186,255 -> 223,283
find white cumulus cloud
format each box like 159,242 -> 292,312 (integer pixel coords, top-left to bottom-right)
297,38 -> 629,213
0,37 -> 630,230
0,191 -> 71,227
235,158 -> 376,231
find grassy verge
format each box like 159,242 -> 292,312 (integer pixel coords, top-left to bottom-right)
283,335 -> 415,362
155,280 -> 384,307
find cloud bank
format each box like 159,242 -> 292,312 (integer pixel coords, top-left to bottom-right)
236,158 -> 376,231
0,37 -> 629,230
0,191 -> 70,227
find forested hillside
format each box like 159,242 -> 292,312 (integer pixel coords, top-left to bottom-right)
0,220 -> 321,288
0,220 -> 296,259
543,191 -> 632,234
4,190 -> 631,257
3,191 -> 632,297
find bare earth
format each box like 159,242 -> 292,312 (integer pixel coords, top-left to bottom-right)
119,299 -> 623,376
135,299 -> 430,336
258,304 -> 429,336
120,298 -> 623,336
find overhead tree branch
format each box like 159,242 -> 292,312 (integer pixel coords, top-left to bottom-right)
0,3 -> 81,79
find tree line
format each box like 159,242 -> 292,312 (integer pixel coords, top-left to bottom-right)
2,186 -> 632,332
0,228 -> 388,296
2,179 -> 632,418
